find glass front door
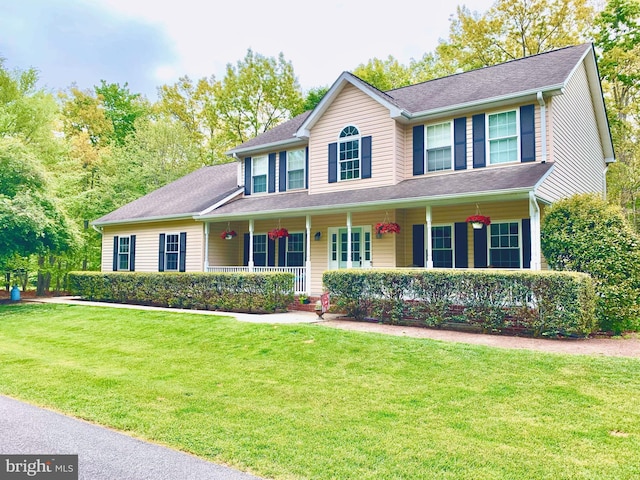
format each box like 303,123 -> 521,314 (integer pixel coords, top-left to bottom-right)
329,226 -> 371,269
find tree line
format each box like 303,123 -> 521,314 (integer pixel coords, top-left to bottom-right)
0,0 -> 637,293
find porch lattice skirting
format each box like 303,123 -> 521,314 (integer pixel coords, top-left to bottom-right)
206,266 -> 307,294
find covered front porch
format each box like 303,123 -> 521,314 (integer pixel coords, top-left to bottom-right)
199,193 -> 543,296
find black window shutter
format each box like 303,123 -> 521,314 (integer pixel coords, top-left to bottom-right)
268,237 -> 276,267
520,104 -> 536,163
412,224 -> 425,267
473,226 -> 488,268
361,136 -> 372,179
328,142 -> 337,183
412,125 -> 424,176
522,218 -> 531,268
129,235 -> 136,272
244,157 -> 252,195
268,153 -> 276,193
243,234 -> 250,266
454,117 -> 467,170
278,238 -> 286,266
279,151 -> 287,192
454,222 -> 468,268
305,146 -> 309,189
178,232 -> 187,272
472,114 -> 486,168
158,233 -> 166,272
112,236 -> 119,271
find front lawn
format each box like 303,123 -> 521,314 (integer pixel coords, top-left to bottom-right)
0,303 -> 638,479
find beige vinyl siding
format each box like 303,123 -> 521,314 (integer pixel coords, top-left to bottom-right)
102,219 -> 204,272
538,62 -> 606,202
405,200 -> 530,268
308,84 -> 396,195
207,221 -> 245,267
395,121 -> 406,182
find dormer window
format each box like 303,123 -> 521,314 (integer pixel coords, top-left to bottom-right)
339,126 -> 360,180
252,155 -> 268,193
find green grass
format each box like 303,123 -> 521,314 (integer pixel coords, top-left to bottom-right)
0,303 -> 639,479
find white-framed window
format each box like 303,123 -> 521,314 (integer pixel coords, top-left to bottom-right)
488,110 -> 519,164
287,149 -> 305,190
165,234 -> 180,271
253,234 -> 267,267
339,125 -> 360,180
286,232 -> 305,266
426,122 -> 452,172
489,221 -> 520,268
118,236 -> 130,271
431,225 -> 453,268
252,155 -> 268,194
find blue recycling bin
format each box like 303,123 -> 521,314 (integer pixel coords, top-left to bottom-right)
10,285 -> 20,301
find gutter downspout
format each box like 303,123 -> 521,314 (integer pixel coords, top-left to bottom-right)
204,222 -> 210,272
91,224 -> 102,235
537,92 -> 547,163
529,191 -> 542,271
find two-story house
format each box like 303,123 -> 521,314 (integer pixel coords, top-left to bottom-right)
93,43 -> 614,295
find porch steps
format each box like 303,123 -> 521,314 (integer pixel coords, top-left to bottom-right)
289,296 -> 321,312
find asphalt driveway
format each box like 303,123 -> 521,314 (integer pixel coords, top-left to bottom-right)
0,395 -> 263,480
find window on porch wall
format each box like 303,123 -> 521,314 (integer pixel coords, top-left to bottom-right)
489,222 -> 520,268
286,233 -> 305,267
432,225 -> 453,268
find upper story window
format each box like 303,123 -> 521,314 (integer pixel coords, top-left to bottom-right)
252,155 -> 268,194
339,126 -> 360,180
488,110 -> 518,164
118,236 -> 130,271
287,149 -> 305,190
426,122 -> 452,172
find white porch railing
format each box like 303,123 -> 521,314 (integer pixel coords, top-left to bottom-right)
206,266 -> 307,294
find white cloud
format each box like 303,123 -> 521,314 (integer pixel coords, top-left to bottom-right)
93,0 -> 495,91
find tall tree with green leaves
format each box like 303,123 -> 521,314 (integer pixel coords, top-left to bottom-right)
436,0 -> 594,73
94,80 -> 150,146
213,49 -> 304,146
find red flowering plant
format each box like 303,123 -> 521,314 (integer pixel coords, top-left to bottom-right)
375,222 -> 401,235
465,215 -> 491,226
268,228 -> 289,240
220,229 -> 237,239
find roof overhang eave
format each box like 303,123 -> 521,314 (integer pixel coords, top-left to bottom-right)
92,213 -> 198,227
401,85 -> 565,122
225,137 -> 305,157
195,187 -> 535,221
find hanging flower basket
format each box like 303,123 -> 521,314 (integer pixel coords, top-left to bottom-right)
466,215 -> 491,229
268,228 -> 289,240
375,222 -> 401,236
220,230 -> 237,240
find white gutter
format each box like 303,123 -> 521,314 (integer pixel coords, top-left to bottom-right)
92,224 -> 102,234
226,137 -> 304,157
537,92 -> 547,163
528,191 -> 542,270
92,213 -> 196,227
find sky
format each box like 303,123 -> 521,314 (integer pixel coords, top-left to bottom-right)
0,0 -> 495,100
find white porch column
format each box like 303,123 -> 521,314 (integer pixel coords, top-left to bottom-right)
204,222 -> 210,272
426,205 -> 434,269
346,212 -> 353,268
529,192 -> 542,270
305,214 -> 312,295
248,218 -> 255,271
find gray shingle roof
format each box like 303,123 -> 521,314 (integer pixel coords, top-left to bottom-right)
198,162 -> 553,218
230,44 -> 591,152
93,162 -> 240,225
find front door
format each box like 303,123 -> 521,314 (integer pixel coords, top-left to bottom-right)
329,226 -> 371,269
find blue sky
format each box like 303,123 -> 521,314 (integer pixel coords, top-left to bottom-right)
0,0 -> 494,100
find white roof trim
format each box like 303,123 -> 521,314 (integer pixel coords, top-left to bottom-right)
92,213 -> 199,227
197,188 -> 244,216
225,137 -> 304,157
297,72 -> 406,137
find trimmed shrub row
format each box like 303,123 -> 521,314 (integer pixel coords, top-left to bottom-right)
68,271 -> 295,313
323,269 -> 597,337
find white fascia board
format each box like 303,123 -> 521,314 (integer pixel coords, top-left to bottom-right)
297,72 -> 408,136
532,163 -> 556,190
404,86 -> 564,123
197,188 -> 245,216
92,213 -> 197,227
225,137 -> 305,157
197,188 -> 533,221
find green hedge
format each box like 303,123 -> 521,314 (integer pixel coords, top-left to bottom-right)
323,269 -> 597,337
68,272 -> 295,313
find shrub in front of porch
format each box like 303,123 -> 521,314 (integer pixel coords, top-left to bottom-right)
323,269 -> 597,337
69,272 -> 294,313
